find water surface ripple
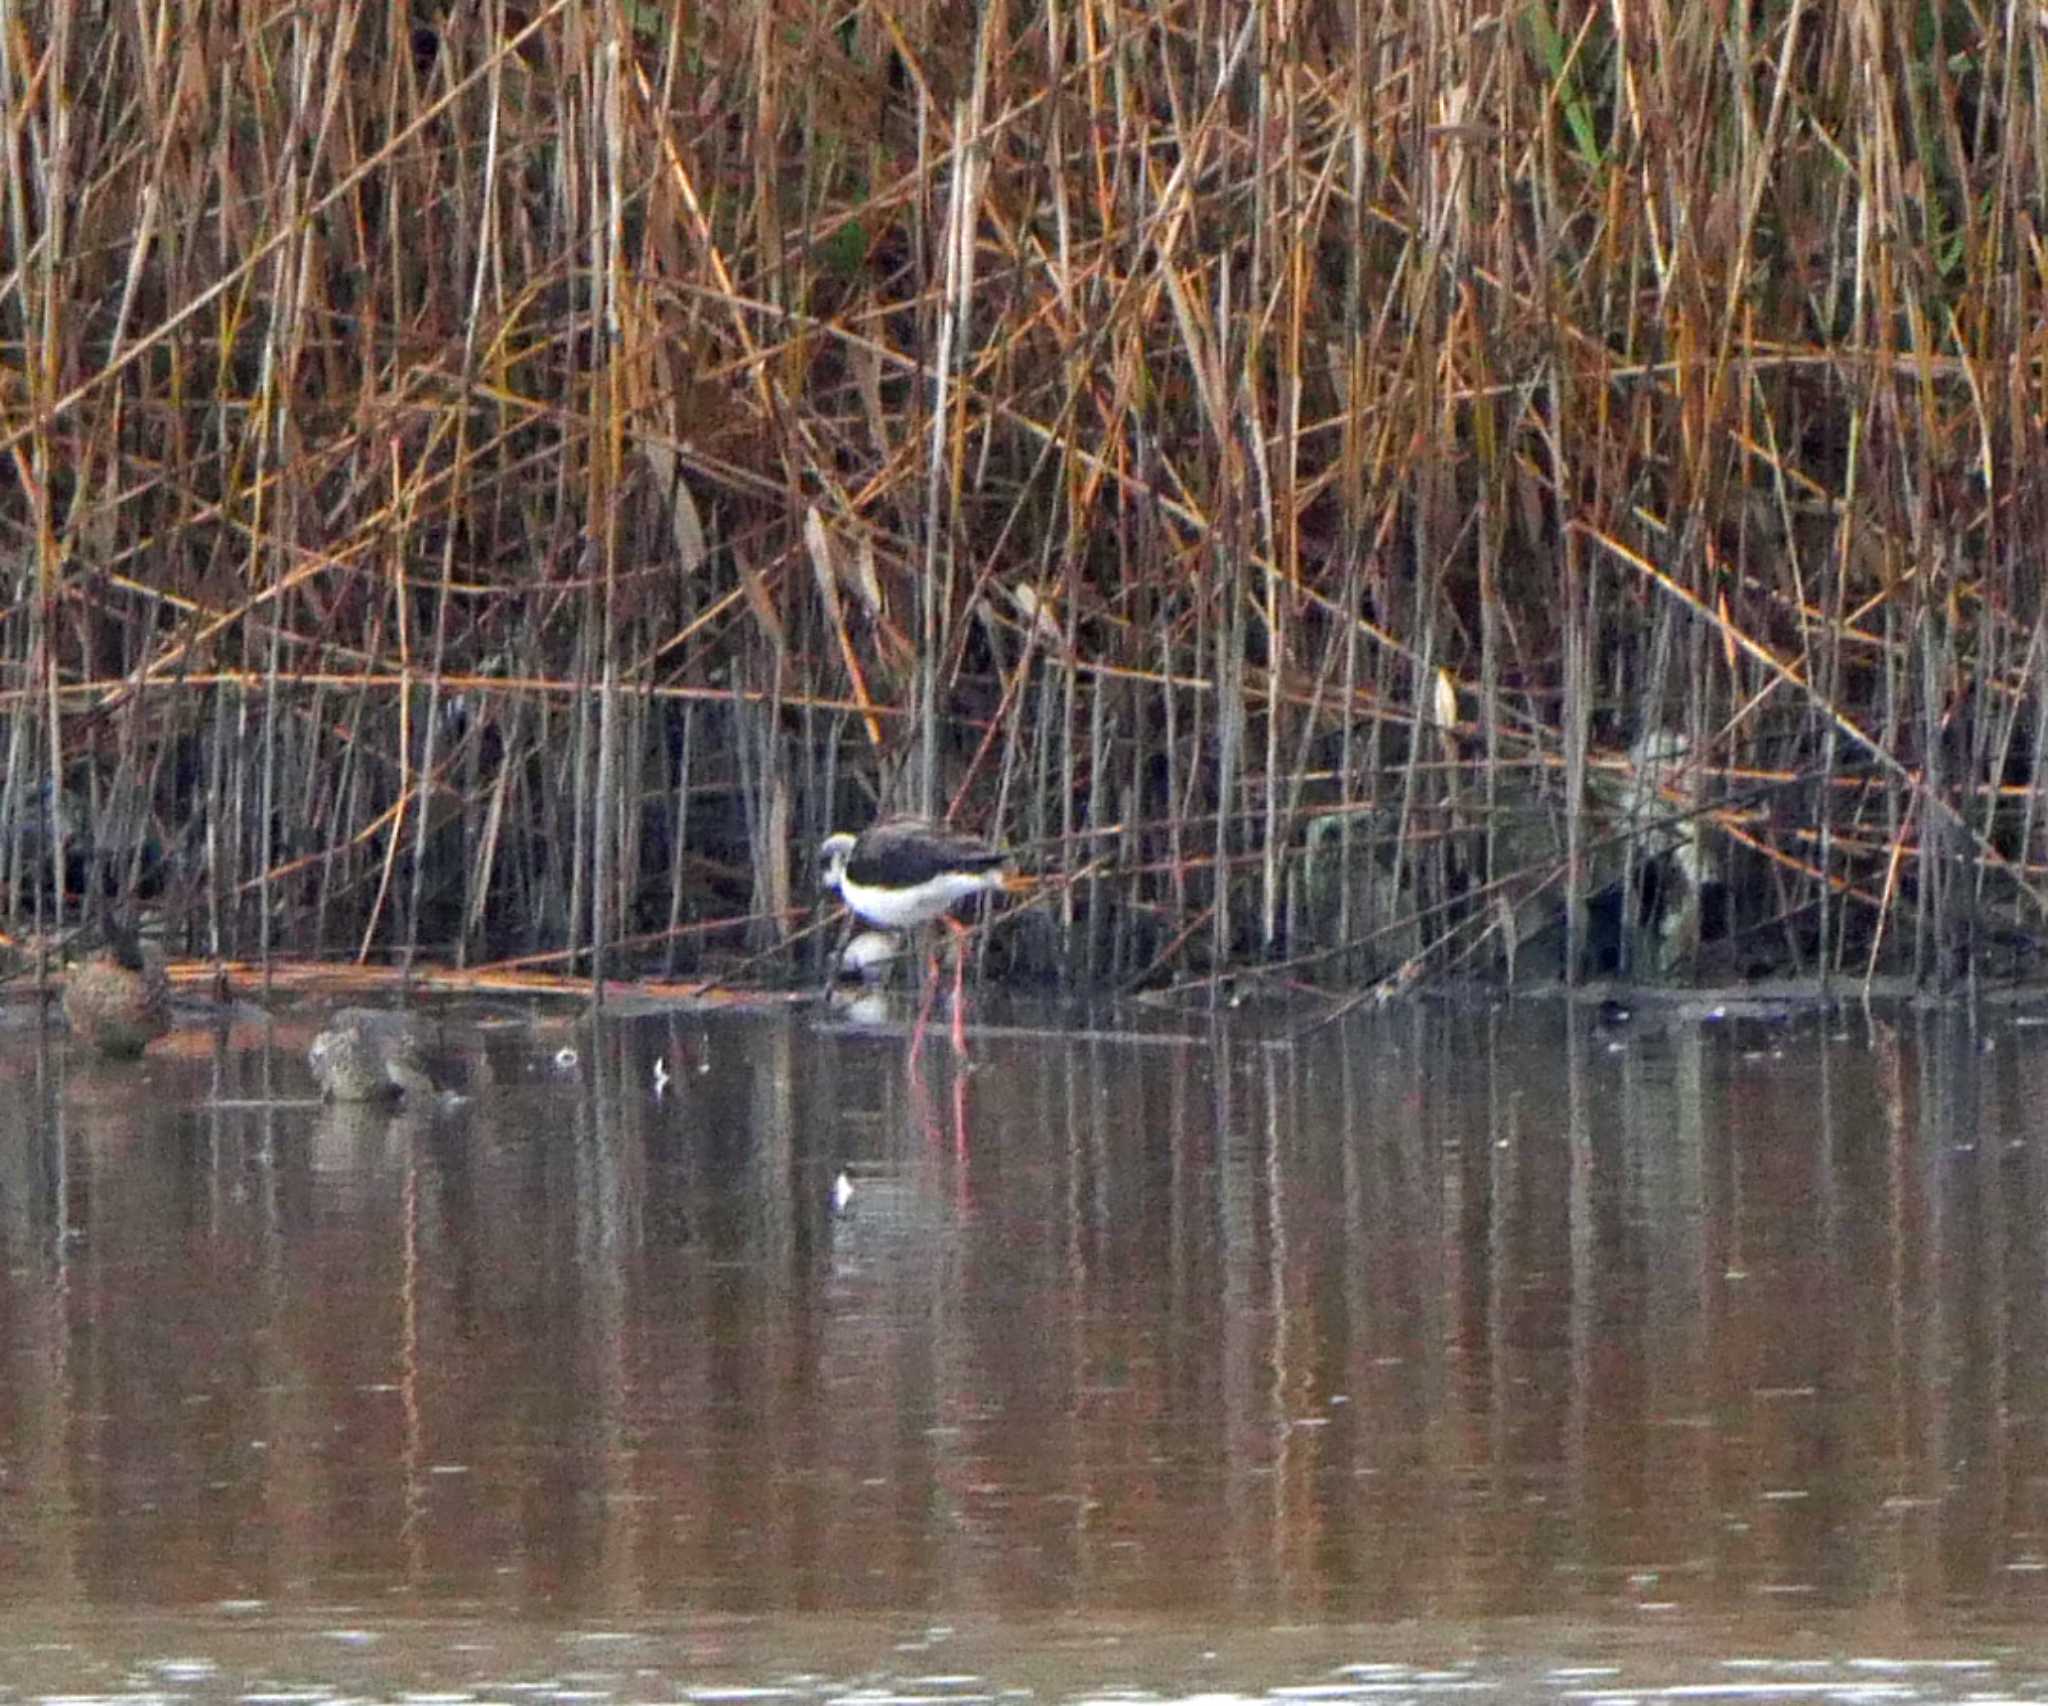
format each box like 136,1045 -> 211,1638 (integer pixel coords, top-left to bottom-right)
1,994 -> 2044,1685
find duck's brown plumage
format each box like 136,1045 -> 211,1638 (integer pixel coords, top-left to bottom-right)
63,929 -> 171,1059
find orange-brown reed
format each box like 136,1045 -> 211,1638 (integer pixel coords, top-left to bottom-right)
2,1 -> 2046,997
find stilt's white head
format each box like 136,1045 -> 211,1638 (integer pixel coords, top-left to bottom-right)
820,831 -> 856,895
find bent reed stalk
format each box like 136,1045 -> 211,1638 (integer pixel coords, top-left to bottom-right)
1,0 -> 2045,998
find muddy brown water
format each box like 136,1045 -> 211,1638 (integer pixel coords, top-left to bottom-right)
4,988 -> 2048,1699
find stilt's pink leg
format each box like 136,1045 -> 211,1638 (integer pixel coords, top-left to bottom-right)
908,942 -> 941,1063
946,918 -> 972,1053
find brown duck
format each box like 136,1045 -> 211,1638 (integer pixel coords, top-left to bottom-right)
63,922 -> 171,1059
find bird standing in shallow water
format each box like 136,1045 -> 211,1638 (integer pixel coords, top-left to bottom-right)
819,816 -> 1029,1053
63,923 -> 171,1059
307,1008 -> 437,1102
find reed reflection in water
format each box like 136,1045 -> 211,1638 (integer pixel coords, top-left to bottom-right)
0,999 -> 2045,1631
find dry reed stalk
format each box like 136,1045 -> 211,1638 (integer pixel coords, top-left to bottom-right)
2,0 -> 2045,996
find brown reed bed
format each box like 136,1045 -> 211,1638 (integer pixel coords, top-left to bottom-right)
2,0 -> 2045,999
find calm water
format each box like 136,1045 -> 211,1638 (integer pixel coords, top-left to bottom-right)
5,986 -> 2048,1696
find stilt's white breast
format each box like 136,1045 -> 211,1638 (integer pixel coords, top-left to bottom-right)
835,868 -> 997,929
819,818 -> 1011,930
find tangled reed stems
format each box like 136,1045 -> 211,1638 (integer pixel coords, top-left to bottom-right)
3,0 -> 2046,998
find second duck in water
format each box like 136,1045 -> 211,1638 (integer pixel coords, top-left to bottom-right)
307,1008 -> 438,1102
